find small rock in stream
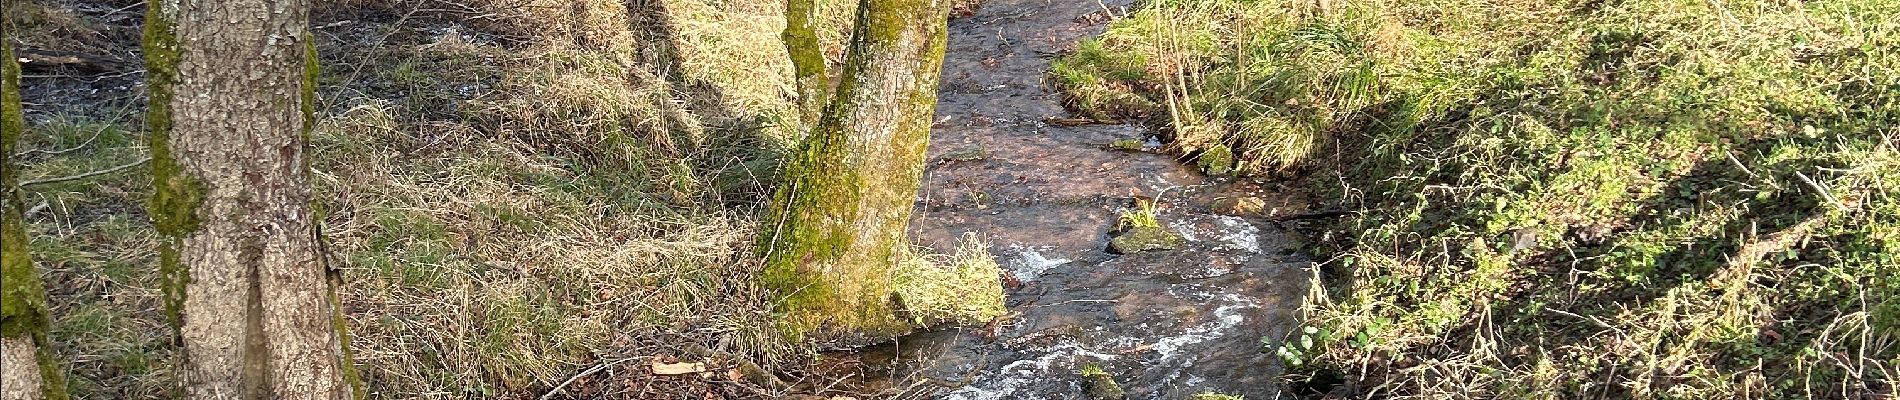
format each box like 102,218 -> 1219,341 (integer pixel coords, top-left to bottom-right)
1196,144 -> 1235,176
1210,196 -> 1267,216
1108,226 -> 1185,254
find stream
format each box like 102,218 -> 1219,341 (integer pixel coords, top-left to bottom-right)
812,0 -> 1316,398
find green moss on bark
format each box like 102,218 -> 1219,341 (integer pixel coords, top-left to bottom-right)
783,0 -> 829,128
759,129 -> 869,337
140,0 -> 202,331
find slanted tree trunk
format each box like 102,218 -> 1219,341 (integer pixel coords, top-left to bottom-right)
1,4 -> 72,397
761,0 -> 952,340
143,0 -> 357,397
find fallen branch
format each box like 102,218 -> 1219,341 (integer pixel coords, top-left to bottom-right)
19,157 -> 151,188
1545,308 -> 1614,330
14,126 -> 109,158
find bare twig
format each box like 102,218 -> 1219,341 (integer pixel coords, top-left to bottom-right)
1545,308 -> 1614,330
19,157 -> 151,188
14,125 -> 108,158
103,1 -> 147,17
1725,152 -> 1767,184
539,357 -> 642,400
23,201 -> 50,219
1794,171 -> 1847,211
1029,299 -> 1118,307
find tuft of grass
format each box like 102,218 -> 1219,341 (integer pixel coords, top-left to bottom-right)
1117,196 -> 1161,230
1052,1 -> 1380,173
1051,38 -> 1157,120
1079,362 -> 1107,377
1064,0 -> 1899,397
892,233 -> 1008,327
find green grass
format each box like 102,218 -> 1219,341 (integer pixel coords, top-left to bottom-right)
16,114 -> 174,399
1060,0 -> 1898,397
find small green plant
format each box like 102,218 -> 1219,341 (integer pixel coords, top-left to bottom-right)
1078,362 -> 1126,399
1117,197 -> 1161,230
1270,325 -> 1329,367
1079,362 -> 1108,377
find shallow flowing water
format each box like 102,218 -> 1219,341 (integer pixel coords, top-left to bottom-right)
822,0 -> 1318,398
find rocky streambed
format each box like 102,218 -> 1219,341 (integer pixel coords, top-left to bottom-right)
820,0 -> 1322,398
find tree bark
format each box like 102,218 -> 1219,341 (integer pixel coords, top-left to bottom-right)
143,0 -> 357,398
1,3 -> 71,397
783,0 -> 829,129
760,0 -> 952,340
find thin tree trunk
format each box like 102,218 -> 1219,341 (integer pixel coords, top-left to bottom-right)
783,0 -> 829,129
2,3 -> 72,396
143,0 -> 356,397
760,0 -> 952,340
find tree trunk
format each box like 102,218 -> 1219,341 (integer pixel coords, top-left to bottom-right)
760,0 -> 952,340
783,0 -> 829,128
143,0 -> 357,397
1,5 -> 71,397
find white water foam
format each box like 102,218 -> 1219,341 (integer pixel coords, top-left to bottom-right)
941,341 -> 1121,400
1008,244 -> 1072,282
1212,215 -> 1261,254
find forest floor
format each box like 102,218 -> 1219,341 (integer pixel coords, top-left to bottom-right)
15,0 -> 825,397
15,0 -> 1891,398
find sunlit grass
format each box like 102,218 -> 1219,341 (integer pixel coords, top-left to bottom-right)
1058,0 -> 1899,397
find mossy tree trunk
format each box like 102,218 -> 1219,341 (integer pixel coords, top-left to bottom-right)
761,0 -> 952,340
1,3 -> 72,397
143,0 -> 358,397
783,0 -> 830,129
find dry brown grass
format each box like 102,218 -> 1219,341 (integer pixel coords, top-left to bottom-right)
305,0 -> 829,396
17,0 -> 988,397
